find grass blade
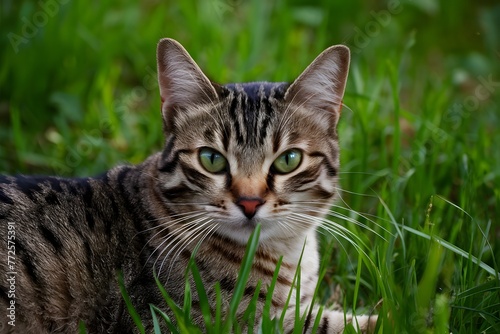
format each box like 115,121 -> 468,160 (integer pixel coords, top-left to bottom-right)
401,225 -> 499,278
261,256 -> 283,330
117,271 -> 145,334
189,258 -> 214,333
223,224 -> 261,332
150,304 -> 180,334
242,279 -> 262,333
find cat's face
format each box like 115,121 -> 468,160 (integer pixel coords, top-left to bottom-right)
155,39 -> 350,244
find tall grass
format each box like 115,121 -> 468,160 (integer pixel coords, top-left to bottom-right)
1,0 -> 499,332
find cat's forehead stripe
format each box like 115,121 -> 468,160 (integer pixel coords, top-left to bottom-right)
224,82 -> 288,99
223,82 -> 287,148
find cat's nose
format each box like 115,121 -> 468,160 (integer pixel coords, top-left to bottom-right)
236,197 -> 265,219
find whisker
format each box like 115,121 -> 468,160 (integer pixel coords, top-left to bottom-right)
136,212 -> 207,257
292,202 -> 388,241
286,215 -> 354,265
166,220 -> 219,278
335,187 -> 380,198
157,217 -> 213,276
148,218 -> 205,273
288,201 -> 384,233
165,202 -> 212,205
143,210 -> 207,225
139,170 -> 162,182
291,195 -> 393,237
337,171 -> 381,176
340,102 -> 353,114
289,213 -> 375,266
134,211 -> 207,238
329,204 -> 394,225
277,220 -> 296,237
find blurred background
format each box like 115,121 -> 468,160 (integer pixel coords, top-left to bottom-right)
1,0 -> 499,332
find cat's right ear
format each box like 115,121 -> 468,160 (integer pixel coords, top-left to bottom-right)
157,38 -> 218,131
284,45 -> 350,128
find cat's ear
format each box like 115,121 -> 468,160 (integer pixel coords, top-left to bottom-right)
157,38 -> 218,130
285,45 -> 350,126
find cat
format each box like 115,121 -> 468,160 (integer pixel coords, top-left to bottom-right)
0,38 -> 377,333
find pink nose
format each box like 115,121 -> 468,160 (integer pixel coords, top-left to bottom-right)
236,197 -> 265,219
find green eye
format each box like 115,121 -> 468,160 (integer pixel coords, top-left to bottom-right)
273,149 -> 302,174
199,148 -> 227,173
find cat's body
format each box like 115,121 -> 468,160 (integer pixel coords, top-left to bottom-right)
0,39 -> 376,333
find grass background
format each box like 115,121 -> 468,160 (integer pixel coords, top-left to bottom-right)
1,0 -> 499,332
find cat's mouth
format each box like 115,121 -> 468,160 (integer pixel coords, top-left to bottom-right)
213,212 -> 299,244
223,216 -> 261,230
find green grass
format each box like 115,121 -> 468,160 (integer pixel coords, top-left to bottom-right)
1,0 -> 499,332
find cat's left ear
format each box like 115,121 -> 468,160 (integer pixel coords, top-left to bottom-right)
157,38 -> 219,131
285,45 -> 350,127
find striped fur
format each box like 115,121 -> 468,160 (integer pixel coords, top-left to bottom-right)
0,39 -> 377,333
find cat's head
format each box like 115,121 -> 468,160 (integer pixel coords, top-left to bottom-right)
155,38 -> 349,244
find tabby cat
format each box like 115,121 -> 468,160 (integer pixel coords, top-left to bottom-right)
0,39 -> 377,333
